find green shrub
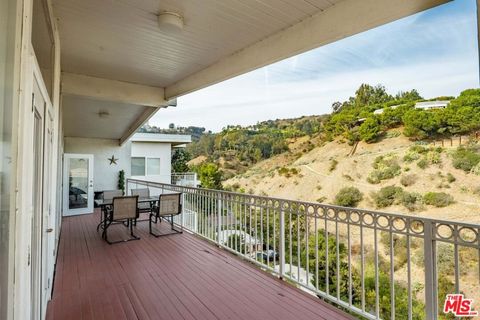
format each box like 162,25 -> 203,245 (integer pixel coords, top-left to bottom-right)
372,186 -> 403,208
400,192 -> 424,212
423,192 -> 454,207
451,147 -> 480,172
417,158 -> 428,169
380,233 -> 421,269
278,167 -> 299,177
403,150 -> 421,163
471,162 -> 480,175
359,117 -> 381,142
334,187 -> 363,207
446,173 -> 456,183
426,151 -> 441,165
367,154 -> 401,184
329,159 -> 338,172
400,174 -> 417,187
436,243 -> 455,275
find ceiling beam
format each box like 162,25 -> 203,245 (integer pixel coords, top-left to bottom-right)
119,107 -> 161,145
165,0 -> 450,99
62,72 -> 167,107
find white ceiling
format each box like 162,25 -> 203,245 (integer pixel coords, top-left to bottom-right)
62,95 -> 150,140
52,0 -> 341,87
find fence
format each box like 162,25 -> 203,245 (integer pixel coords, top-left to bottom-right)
126,178 -> 480,320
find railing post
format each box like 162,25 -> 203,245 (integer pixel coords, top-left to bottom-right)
423,220 -> 437,320
181,193 -> 185,230
279,201 -> 285,279
217,193 -> 222,245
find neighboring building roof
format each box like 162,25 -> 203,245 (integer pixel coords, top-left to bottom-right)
415,101 -> 450,109
130,133 -> 192,146
373,104 -> 400,115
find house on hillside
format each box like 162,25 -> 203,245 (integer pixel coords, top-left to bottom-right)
373,104 -> 400,115
64,133 -> 195,200
415,100 -> 450,110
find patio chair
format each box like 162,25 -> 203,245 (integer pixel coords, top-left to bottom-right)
149,193 -> 182,237
103,195 -> 140,244
97,189 -> 123,231
131,188 -> 155,224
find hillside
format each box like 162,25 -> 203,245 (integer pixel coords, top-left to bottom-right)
225,130 -> 480,223
179,85 -> 480,222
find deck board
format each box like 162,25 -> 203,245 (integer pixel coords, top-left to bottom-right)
46,210 -> 353,320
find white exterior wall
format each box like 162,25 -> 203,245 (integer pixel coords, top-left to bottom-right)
131,141 -> 172,184
64,137 -> 131,191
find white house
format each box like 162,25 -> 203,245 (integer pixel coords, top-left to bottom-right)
415,100 -> 450,110
373,104 -> 400,115
64,133 -> 192,189
63,132 -> 193,214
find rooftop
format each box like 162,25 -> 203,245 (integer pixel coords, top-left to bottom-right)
415,100 -> 450,109
130,132 -> 192,146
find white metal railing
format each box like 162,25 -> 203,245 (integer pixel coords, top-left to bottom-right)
171,172 -> 198,187
126,178 -> 480,320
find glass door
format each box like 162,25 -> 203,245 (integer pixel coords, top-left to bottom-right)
63,154 -> 94,216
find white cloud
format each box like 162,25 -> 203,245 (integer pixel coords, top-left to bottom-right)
151,54 -> 478,132
149,0 -> 479,132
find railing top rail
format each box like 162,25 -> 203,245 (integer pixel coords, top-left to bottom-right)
126,178 -> 480,230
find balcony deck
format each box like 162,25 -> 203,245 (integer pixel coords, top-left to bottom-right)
46,210 -> 352,320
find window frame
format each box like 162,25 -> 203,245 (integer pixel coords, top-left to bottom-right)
146,157 -> 161,176
131,157 -> 146,176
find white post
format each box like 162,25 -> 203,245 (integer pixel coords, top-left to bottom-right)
423,220 -> 437,320
181,193 -> 185,230
279,202 -> 285,279
217,194 -> 222,245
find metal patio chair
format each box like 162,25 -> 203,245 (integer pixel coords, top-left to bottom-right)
103,195 -> 140,244
149,193 -> 182,237
96,189 -> 123,231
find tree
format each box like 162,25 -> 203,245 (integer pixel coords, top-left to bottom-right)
359,117 -> 381,142
196,162 -> 223,189
354,84 -> 393,107
395,89 -> 422,101
171,149 -> 191,173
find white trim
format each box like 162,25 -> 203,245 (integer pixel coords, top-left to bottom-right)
62,72 -> 167,107
63,154 -> 94,216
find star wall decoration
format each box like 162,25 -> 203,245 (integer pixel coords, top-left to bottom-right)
108,155 -> 118,165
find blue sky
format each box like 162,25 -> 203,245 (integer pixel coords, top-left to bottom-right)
151,0 -> 479,132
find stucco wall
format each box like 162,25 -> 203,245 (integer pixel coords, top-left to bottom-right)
64,137 -> 131,191
131,142 -> 172,184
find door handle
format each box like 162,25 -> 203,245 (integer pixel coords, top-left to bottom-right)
46,228 -> 53,233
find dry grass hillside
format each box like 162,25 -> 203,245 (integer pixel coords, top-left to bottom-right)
225,130 -> 480,224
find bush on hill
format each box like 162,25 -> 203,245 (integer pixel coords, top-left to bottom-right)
334,187 -> 363,207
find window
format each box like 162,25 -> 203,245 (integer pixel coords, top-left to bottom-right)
131,157 -> 160,176
147,158 -> 160,175
131,157 -> 145,176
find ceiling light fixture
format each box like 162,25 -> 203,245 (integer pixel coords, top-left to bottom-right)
158,11 -> 184,32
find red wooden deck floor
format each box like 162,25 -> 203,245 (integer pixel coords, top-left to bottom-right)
46,209 -> 353,320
